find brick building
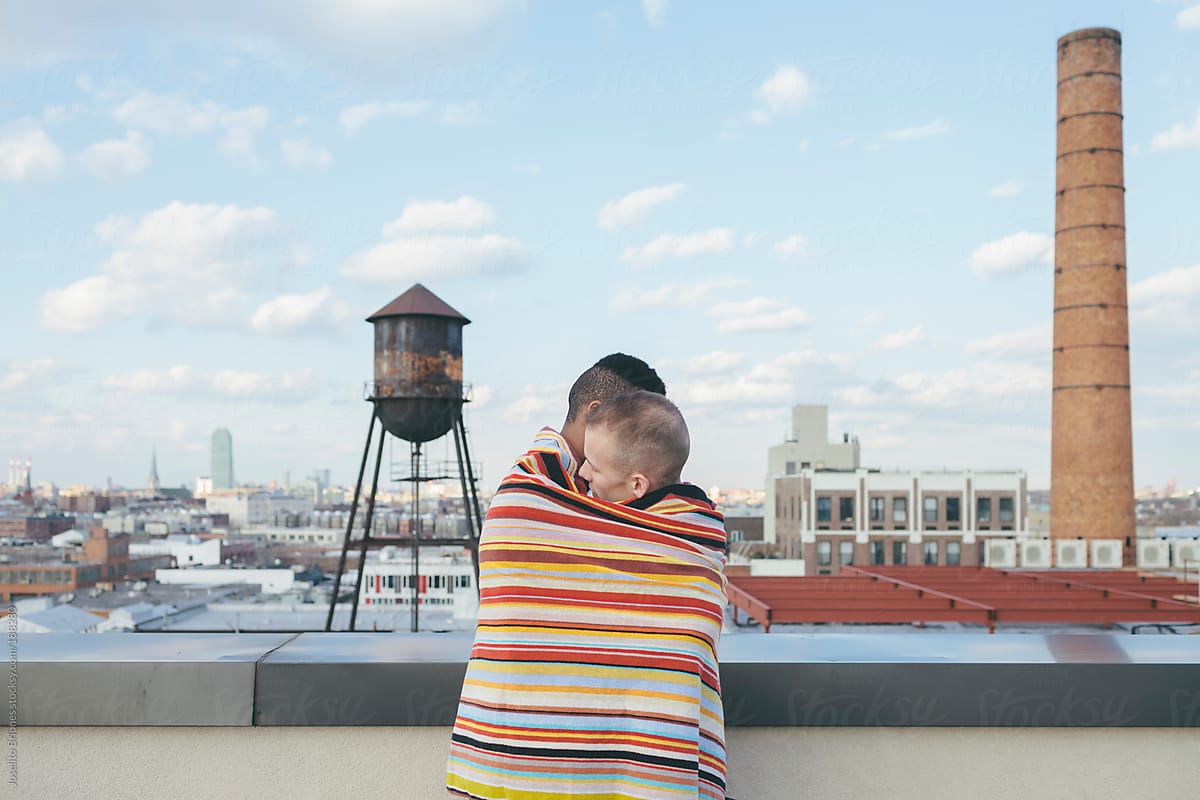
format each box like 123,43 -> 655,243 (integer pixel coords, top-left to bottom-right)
0,513 -> 75,542
0,527 -> 172,602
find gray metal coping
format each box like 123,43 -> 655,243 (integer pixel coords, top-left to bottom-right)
17,632 -> 1200,727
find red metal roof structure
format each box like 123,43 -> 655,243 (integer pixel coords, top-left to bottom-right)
727,566 -> 1200,633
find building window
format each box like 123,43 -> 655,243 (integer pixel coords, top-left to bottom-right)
839,541 -> 853,565
785,461 -> 796,476
893,540 -> 907,566
924,540 -> 939,565
870,541 -> 885,565
923,496 -> 938,524
946,541 -> 961,566
817,497 -> 832,523
893,497 -> 907,523
817,541 -> 832,566
946,497 -> 960,523
999,497 -> 1015,523
839,497 -> 854,523
977,497 -> 992,524
729,529 -> 744,543
869,497 -> 885,523
801,461 -> 811,470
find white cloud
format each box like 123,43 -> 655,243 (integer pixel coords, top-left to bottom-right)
503,383 -> 567,424
621,228 -> 735,264
773,234 -> 808,258
611,278 -> 749,313
111,91 -> 268,165
383,196 -> 496,235
3,3 -> 525,74
836,362 -> 1049,411
965,323 -> 1051,356
885,120 -> 950,141
0,120 -> 65,181
102,365 -> 195,395
342,197 -> 522,284
79,130 -> 150,178
673,375 -> 793,406
683,351 -> 745,375
340,101 -> 432,134
468,384 -> 494,409
40,201 -> 288,332
642,0 -> 669,27
1130,264 -> 1200,331
752,65 -> 810,125
874,324 -> 927,350
340,234 -> 525,283
280,138 -> 331,169
1177,5 -> 1200,29
250,287 -> 348,335
0,358 -> 58,392
441,101 -> 480,125
968,231 -> 1053,276
217,106 -> 269,164
987,180 -> 1024,198
707,297 -> 810,332
852,310 -> 886,335
112,91 -> 221,134
211,367 -> 318,402
1150,109 -> 1200,151
597,183 -> 687,231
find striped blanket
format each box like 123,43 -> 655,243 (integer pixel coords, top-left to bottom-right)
447,429 -> 728,800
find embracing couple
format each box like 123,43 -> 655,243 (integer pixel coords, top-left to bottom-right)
446,353 -> 730,800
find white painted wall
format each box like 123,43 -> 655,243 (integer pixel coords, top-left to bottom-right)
19,726 -> 1200,800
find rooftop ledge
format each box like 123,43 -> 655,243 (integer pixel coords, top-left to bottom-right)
17,633 -> 1200,799
19,632 -> 1200,727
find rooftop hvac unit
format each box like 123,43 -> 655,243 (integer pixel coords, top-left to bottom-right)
1136,540 -> 1170,569
1172,539 -> 1200,568
985,539 -> 1017,568
1056,540 -> 1087,569
1020,540 -> 1051,569
1091,540 -> 1122,569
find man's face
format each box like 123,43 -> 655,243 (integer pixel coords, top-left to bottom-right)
579,424 -> 642,502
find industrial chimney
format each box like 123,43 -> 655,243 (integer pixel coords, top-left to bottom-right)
1051,28 -> 1135,547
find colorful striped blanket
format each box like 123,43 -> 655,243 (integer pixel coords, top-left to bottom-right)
447,429 -> 728,800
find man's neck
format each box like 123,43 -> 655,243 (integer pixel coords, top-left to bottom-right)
560,417 -> 584,467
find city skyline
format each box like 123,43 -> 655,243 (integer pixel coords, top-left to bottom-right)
3,2 -> 1200,493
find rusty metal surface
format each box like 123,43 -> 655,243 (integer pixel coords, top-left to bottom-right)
366,283 -> 469,323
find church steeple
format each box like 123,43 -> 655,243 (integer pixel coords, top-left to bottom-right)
147,449 -> 161,496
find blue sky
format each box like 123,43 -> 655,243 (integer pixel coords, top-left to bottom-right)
2,1 -> 1198,495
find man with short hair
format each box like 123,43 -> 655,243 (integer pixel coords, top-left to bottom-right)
578,390 -> 690,503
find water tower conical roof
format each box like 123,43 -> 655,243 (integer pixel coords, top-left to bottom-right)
366,283 -> 470,324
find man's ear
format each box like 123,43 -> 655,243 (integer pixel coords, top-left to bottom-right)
586,399 -> 602,415
629,473 -> 650,499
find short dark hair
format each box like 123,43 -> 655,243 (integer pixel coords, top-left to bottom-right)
566,353 -> 665,422
585,390 -> 689,488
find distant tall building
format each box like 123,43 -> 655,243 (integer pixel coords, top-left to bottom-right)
211,428 -> 234,490
147,449 -> 161,496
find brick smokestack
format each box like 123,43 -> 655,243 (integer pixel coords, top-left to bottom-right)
1051,28 -> 1134,545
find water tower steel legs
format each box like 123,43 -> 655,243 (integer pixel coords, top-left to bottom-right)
325,409 -> 378,632
326,402 -> 484,632
348,424 -> 388,632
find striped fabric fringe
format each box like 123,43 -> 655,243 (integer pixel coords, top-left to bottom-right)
447,429 -> 728,800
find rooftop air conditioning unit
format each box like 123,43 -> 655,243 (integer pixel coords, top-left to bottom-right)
1172,540 -> 1200,568
986,539 -> 1017,568
1091,540 -> 1122,569
1020,540 -> 1051,568
1136,540 -> 1170,569
1056,540 -> 1087,569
